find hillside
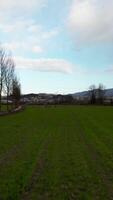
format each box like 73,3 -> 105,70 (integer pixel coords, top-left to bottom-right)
72,88 -> 113,99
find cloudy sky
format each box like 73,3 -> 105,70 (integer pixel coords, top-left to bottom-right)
0,0 -> 113,94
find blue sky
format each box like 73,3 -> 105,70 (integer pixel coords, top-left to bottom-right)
0,0 -> 113,94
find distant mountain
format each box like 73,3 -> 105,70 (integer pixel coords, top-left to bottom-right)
72,88 -> 113,98
105,89 -> 113,97
21,88 -> 113,99
72,91 -> 89,98
21,93 -> 54,98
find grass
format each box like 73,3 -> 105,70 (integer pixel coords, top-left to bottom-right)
0,104 -> 12,112
0,105 -> 113,199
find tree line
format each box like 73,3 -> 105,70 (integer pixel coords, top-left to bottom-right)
89,84 -> 105,104
0,46 -> 21,112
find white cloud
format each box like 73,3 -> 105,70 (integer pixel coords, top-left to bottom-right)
28,24 -> 42,33
0,0 -> 46,15
0,19 -> 40,34
0,0 -> 60,57
3,42 -> 25,51
31,46 -> 43,53
42,29 -> 60,39
0,18 -> 59,55
105,65 -> 113,73
14,57 -> 74,73
3,42 -> 43,54
68,0 -> 113,45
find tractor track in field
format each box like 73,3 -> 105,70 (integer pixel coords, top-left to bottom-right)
21,137 -> 51,200
76,116 -> 113,199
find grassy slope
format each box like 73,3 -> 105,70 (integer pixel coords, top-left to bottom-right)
0,106 -> 113,199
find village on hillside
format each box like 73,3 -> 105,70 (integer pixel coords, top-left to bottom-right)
2,88 -> 112,105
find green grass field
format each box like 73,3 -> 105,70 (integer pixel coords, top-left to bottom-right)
0,106 -> 113,200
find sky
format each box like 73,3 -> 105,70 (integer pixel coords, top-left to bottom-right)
0,0 -> 113,94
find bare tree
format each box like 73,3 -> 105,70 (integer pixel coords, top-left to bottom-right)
89,84 -> 96,104
4,56 -> 15,111
0,46 -> 21,112
97,83 -> 105,104
12,76 -> 21,108
0,47 -> 6,111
